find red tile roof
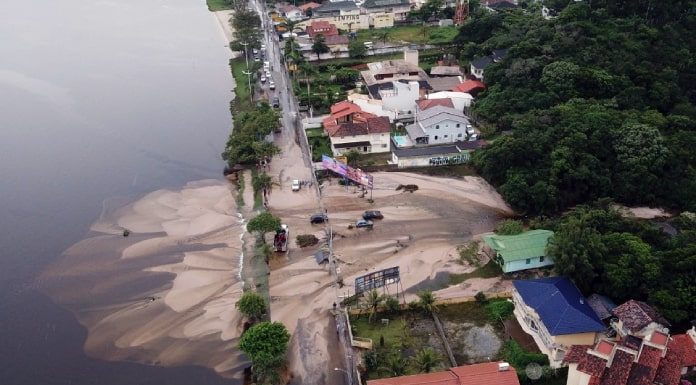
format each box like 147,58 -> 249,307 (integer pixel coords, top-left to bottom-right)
597,340 -> 615,355
599,349 -> 634,385
324,34 -> 349,46
564,345 -> 592,364
298,2 -> 321,11
627,345 -> 662,385
673,334 -> 696,367
651,330 -> 669,346
452,79 -> 485,93
307,20 -> 338,37
416,98 -> 454,110
655,338 -> 685,385
367,362 -> 519,385
577,353 -> 608,377
327,116 -> 390,137
611,300 -> 670,332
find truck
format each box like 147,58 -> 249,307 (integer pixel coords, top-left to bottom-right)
274,224 -> 289,252
275,118 -> 282,133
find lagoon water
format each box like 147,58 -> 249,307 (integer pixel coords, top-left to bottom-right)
0,0 -> 237,383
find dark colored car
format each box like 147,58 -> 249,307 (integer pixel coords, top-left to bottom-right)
362,210 -> 383,220
272,97 -> 280,108
310,213 -> 328,224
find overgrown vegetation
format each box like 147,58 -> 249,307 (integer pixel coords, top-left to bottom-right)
246,212 -> 281,244
456,241 -> 480,265
495,219 -> 524,235
236,291 -> 267,323
222,103 -> 280,166
295,234 -> 319,248
484,300 -> 514,323
239,321 -> 290,385
206,0 -> 233,12
546,201 -> 696,324
500,340 -> 549,376
460,2 -> 696,214
449,259 -> 503,285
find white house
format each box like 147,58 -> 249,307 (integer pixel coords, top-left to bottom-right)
379,80 -> 420,120
426,91 -> 474,110
405,105 -> 471,145
347,93 -> 397,122
362,0 -> 413,21
326,116 -> 391,155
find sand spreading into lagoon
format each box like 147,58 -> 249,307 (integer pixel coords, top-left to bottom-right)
40,180 -> 248,380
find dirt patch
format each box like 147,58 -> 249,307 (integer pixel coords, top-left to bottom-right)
443,322 -> 503,364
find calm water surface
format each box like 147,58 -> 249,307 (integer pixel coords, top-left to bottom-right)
0,0 -> 236,383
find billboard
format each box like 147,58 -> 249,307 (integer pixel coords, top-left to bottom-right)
322,155 -> 374,188
355,267 -> 400,295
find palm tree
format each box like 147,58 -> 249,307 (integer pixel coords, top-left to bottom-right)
412,348 -> 441,373
417,290 -> 437,314
252,172 -> 274,194
379,351 -> 407,377
376,30 -> 391,45
365,289 -> 384,323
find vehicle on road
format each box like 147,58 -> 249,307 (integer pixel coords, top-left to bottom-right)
291,179 -> 300,191
275,118 -> 282,133
263,61 -> 270,69
252,48 -> 258,55
362,210 -> 383,220
269,80 -> 275,90
310,213 -> 328,224
260,75 -> 267,83
274,224 -> 289,252
466,124 -> 475,135
355,219 -> 374,228
261,44 -> 266,50
272,97 -> 280,108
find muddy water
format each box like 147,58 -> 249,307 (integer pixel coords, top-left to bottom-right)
0,0 -> 239,383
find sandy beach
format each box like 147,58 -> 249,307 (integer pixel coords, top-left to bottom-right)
40,180 -> 249,380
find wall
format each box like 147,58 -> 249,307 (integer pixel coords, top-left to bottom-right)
503,256 -> 554,273
554,333 -> 598,348
566,363 -> 592,385
427,92 -> 474,110
297,14 -> 371,31
330,133 -> 390,154
368,12 -> 394,28
421,118 -> 468,144
393,151 -> 470,168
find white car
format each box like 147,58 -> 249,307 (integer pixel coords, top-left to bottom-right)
261,44 -> 266,50
291,179 -> 300,191
260,75 -> 266,83
265,70 -> 271,77
269,81 -> 275,90
263,61 -> 270,69
466,124 -> 475,135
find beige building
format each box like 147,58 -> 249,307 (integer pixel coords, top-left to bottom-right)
512,277 -> 605,368
369,12 -> 394,28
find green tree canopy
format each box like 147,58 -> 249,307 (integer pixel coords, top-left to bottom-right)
495,219 -> 524,235
239,321 -> 290,380
247,212 -> 281,242
417,290 -> 437,314
348,40 -> 367,58
236,291 -> 267,322
412,348 -> 441,373
311,34 -> 329,60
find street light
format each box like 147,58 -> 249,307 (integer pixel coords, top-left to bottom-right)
240,41 -> 250,71
242,70 -> 253,103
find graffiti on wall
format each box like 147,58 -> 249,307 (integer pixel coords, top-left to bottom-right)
428,153 -> 470,166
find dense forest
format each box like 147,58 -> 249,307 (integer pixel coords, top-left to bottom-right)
457,0 -> 696,214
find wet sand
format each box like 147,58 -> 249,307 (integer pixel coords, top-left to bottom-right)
40,180 -> 248,380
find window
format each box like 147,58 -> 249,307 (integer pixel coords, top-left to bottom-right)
526,258 -> 531,264
444,135 -> 448,138
381,144 -> 387,148
434,135 -> 439,140
435,125 -> 439,129
458,133 -> 463,137
540,256 -> 545,262
363,146 -> 368,152
456,123 -> 460,128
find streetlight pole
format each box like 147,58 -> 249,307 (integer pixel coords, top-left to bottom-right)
242,70 -> 253,103
240,41 -> 250,71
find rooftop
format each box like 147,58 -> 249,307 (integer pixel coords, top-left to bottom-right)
416,98 -> 454,111
415,105 -> 469,128
672,333 -> 696,367
512,277 -> 606,335
367,362 -> 519,385
586,293 -> 618,320
452,79 -> 486,93
611,300 -> 670,332
362,0 -> 412,8
328,116 -> 391,137
470,56 -> 493,70
313,0 -> 358,14
430,66 -> 463,76
392,140 -> 485,157
482,229 -> 553,263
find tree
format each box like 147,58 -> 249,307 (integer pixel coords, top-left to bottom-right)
238,321 -> 290,383
380,351 -> 407,377
365,289 -> 384,323
236,291 -> 267,322
495,219 -> 524,235
415,0 -> 445,22
376,30 -> 391,45
247,212 -> 281,243
335,68 -> 360,85
417,290 -> 437,314
348,40 -> 367,58
412,348 -> 441,373
252,172 -> 273,194
312,34 -> 329,61
540,61 -> 581,101
345,149 -> 361,166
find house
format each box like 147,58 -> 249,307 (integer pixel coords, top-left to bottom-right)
361,50 -> 428,87
470,49 -> 507,80
405,105 -> 471,145
452,79 -> 485,96
367,361 -> 520,385
482,229 -> 554,273
610,299 -> 671,338
674,326 -> 696,375
276,4 -> 304,21
347,93 -> 398,122
324,34 -> 349,47
368,12 -> 395,29
427,76 -> 465,92
362,0 -> 413,21
430,66 -> 463,77
312,0 -> 359,17
298,2 -> 321,16
416,98 -> 454,111
306,20 -> 339,38
512,277 -> 606,367
564,329 -> 687,385
322,101 -> 391,154
326,117 -> 391,155
425,91 -> 474,110
377,80 -> 420,120
390,140 -> 484,168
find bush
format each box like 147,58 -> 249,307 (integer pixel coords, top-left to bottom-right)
501,340 -> 549,371
296,234 -> 319,247
484,300 -> 514,322
495,219 -> 524,235
475,291 -> 488,304
384,296 -> 401,314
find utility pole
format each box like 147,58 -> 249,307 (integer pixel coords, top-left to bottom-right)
243,70 -> 253,103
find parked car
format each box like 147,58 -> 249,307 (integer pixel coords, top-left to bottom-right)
362,210 -> 383,220
310,213 -> 328,224
468,133 -> 478,141
272,97 -> 280,108
466,124 -> 475,135
265,70 -> 271,78
269,81 -> 275,90
260,75 -> 267,83
252,48 -> 258,55
291,179 -> 300,191
263,61 -> 270,69
355,219 -> 374,228
254,56 -> 260,62
260,44 -> 266,50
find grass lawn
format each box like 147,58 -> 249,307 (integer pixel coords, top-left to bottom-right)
230,57 -> 253,111
436,301 -> 491,327
206,0 -> 233,11
351,314 -> 410,350
355,25 -> 458,45
251,169 -> 263,209
449,259 -> 503,285
305,127 -> 324,138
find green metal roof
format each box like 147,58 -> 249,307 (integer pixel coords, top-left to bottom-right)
482,229 -> 554,263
